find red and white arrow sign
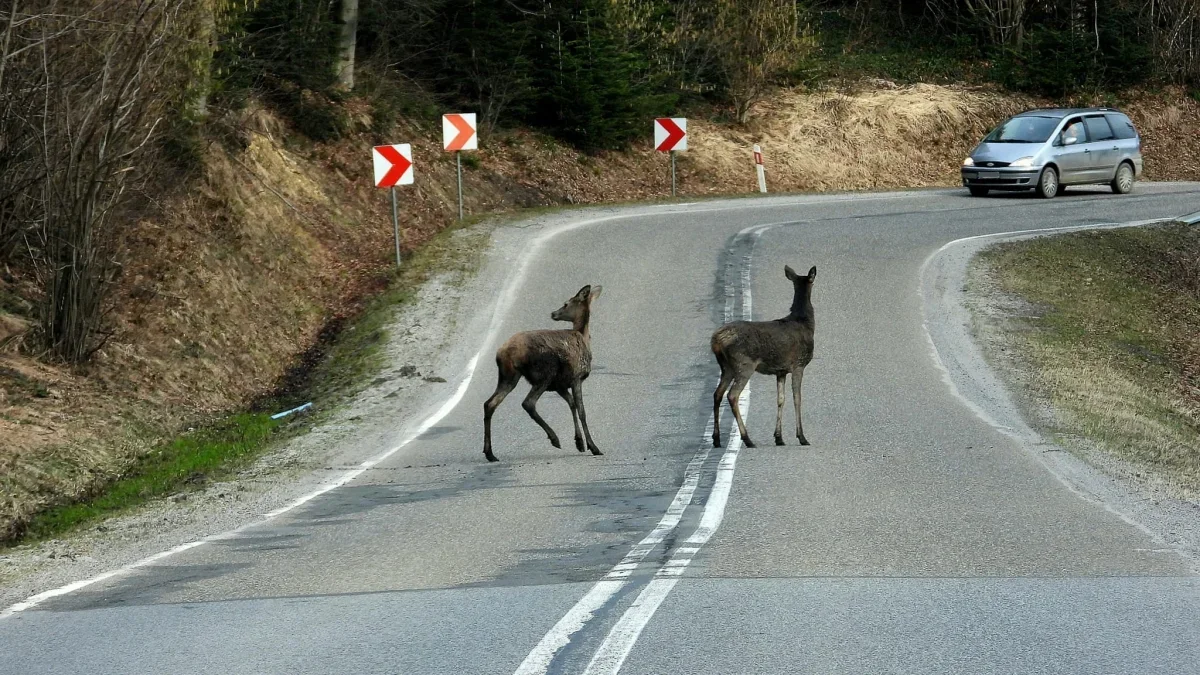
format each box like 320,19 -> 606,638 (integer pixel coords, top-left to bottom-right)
373,143 -> 413,188
443,113 -> 478,152
753,145 -> 764,165
654,117 -> 687,152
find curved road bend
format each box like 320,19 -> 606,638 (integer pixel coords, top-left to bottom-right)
3,185 -> 1200,674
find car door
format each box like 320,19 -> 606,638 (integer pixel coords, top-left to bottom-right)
1052,117 -> 1090,184
1083,115 -> 1119,181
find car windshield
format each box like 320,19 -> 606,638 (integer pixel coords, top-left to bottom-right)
983,115 -> 1060,143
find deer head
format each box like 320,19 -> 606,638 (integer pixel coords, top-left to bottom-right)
551,284 -> 603,330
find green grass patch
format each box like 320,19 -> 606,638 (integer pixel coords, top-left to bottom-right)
975,222 -> 1200,491
16,414 -> 280,543
3,217 -> 496,549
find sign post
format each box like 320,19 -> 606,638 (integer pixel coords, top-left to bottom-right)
654,118 -> 687,197
443,113 -> 478,220
754,144 -> 767,194
671,151 -> 677,197
391,187 -> 400,264
372,143 -> 414,267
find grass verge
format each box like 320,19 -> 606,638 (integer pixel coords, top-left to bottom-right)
17,414 -> 279,542
973,221 -> 1200,495
3,219 -> 494,548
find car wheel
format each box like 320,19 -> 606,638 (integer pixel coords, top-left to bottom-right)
1036,166 -> 1059,199
969,186 -> 989,197
1111,162 -> 1135,194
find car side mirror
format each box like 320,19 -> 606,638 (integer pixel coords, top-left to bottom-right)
1062,134 -> 1078,146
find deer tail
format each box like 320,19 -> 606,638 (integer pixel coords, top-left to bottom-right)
711,327 -> 735,364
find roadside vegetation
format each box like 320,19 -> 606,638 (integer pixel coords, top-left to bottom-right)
973,222 -> 1200,496
1,217 -> 491,547
2,0 -> 1200,546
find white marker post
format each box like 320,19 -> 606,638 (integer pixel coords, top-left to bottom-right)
443,113 -> 478,220
372,143 -> 414,267
754,144 -> 767,194
654,118 -> 687,197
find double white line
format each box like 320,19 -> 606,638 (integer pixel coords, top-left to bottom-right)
515,223 -> 772,675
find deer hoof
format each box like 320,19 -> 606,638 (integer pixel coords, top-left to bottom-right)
798,436 -> 810,446
549,436 -> 562,449
575,437 -> 586,452
742,437 -> 756,448
775,436 -> 785,446
589,446 -> 603,456
713,436 -> 722,448
484,451 -> 499,463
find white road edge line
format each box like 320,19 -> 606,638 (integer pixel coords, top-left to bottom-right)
917,218 -> 1182,551
512,221 -> 770,674
0,197 -> 893,620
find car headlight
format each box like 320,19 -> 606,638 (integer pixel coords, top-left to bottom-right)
1010,156 -> 1035,168
962,157 -> 974,167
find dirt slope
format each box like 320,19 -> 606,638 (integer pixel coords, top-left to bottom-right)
2,82 -> 1199,539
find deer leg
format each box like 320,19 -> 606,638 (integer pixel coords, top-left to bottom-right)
483,371 -> 520,462
573,378 -> 602,456
557,387 -> 585,452
712,364 -> 734,448
728,371 -> 754,448
522,382 -> 560,449
775,374 -> 787,446
792,367 -> 809,446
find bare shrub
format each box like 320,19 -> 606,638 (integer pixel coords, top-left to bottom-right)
0,1 -> 195,362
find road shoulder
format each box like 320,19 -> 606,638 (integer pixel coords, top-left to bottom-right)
920,220 -> 1200,571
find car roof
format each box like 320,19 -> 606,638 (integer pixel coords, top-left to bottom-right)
1013,107 -> 1128,119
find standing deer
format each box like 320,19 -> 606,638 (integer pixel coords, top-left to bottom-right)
711,265 -> 816,448
482,285 -> 604,462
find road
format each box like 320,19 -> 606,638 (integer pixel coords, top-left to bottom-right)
4,185 -> 1200,674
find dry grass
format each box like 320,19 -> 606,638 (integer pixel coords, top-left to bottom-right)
2,82 -> 1200,540
1121,89 -> 1200,182
976,223 -> 1200,497
693,84 -> 1032,192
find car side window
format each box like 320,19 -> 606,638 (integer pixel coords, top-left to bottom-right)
1106,114 -> 1137,140
1060,118 -> 1087,146
1085,115 -> 1116,142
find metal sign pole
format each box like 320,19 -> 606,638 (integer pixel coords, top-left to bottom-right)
670,150 -> 677,197
456,151 -> 464,220
391,186 -> 401,267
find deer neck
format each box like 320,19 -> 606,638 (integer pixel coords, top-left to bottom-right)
787,286 -> 814,324
572,307 -> 592,341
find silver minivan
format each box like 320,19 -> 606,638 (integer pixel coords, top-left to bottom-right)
961,107 -> 1143,198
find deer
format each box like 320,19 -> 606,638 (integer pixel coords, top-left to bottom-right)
711,265 -> 816,449
482,284 -> 604,463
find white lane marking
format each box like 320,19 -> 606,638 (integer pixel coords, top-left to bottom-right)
0,542 -> 205,617
512,427 -> 714,675
0,196 -> 883,619
917,218 -> 1184,554
0,363 -> 480,620
513,220 -> 770,674
916,218 -> 1164,439
579,225 -> 765,675
583,391 -> 747,675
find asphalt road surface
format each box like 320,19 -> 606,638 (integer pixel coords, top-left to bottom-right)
5,185 -> 1200,674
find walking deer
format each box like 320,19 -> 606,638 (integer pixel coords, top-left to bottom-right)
711,265 -> 816,448
482,285 -> 604,462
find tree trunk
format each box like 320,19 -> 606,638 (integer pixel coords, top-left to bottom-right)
335,0 -> 358,91
189,3 -> 216,119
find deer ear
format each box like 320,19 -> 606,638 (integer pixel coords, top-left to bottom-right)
589,285 -> 603,302
784,265 -> 798,281
574,285 -> 591,300
807,266 -> 817,281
